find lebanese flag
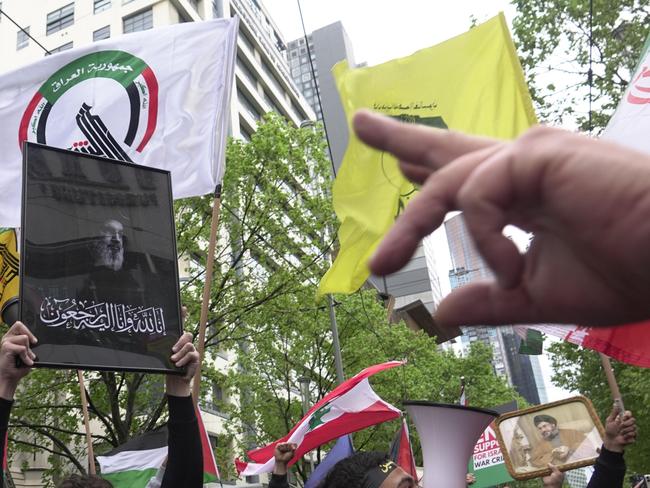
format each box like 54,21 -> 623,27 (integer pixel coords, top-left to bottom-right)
515,323 -> 650,368
235,361 -> 404,476
97,408 -> 219,486
389,418 -> 418,480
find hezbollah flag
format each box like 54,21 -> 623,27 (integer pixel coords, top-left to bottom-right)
0,18 -> 238,227
97,407 -> 219,487
317,13 -> 536,296
0,229 -> 19,323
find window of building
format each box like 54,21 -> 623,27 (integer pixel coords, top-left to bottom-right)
237,89 -> 261,121
94,0 -> 110,14
49,41 -> 73,54
16,27 -> 29,50
93,25 -> 110,41
290,50 -> 297,58
300,56 -> 307,64
212,0 -> 222,18
46,3 -> 74,35
123,8 -> 153,33
301,72 -> 311,82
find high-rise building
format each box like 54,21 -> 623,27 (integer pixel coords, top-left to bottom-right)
0,0 -> 314,485
444,214 -> 543,404
286,21 -> 354,172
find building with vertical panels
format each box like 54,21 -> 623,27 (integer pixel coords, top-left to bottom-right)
444,213 -> 544,405
0,0 -> 314,485
286,21 -> 355,173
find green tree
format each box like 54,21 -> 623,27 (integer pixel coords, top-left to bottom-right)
512,0 -> 650,131
547,340 -> 650,473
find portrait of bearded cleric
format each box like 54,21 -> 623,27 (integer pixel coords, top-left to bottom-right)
496,396 -> 604,480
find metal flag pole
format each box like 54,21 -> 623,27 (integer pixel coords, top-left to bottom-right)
598,352 -> 625,414
76,370 -> 96,475
192,184 -> 223,403
327,295 -> 345,384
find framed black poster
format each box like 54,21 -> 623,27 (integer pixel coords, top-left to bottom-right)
20,143 -> 183,374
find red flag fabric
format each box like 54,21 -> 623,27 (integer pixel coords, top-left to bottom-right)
389,418 -> 418,479
516,323 -> 650,368
196,407 -> 220,482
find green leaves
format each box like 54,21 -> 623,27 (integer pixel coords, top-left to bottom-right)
512,0 -> 650,132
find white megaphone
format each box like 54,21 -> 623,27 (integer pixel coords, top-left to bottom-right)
404,401 -> 498,488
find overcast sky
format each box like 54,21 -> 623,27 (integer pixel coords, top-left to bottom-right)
264,0 -> 516,67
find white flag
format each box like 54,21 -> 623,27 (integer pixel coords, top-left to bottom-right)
602,34 -> 650,153
0,18 -> 238,227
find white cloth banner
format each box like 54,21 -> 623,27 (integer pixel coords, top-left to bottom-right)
0,18 -> 238,226
602,35 -> 650,153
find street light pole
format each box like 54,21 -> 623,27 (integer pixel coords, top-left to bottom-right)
298,376 -> 316,474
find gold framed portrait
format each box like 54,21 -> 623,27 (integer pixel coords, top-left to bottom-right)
495,396 -> 605,480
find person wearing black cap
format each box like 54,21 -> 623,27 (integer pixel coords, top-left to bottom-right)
530,414 -> 586,468
318,452 -> 416,488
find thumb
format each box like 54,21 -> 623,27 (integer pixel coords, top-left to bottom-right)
606,405 -> 621,424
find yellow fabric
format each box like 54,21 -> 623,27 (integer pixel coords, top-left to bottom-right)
0,228 -> 19,321
318,13 -> 537,296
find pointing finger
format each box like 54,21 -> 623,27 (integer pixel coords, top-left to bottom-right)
369,144 -> 502,275
353,110 -> 497,177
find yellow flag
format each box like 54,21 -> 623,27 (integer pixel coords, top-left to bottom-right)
0,228 -> 19,322
318,13 -> 537,296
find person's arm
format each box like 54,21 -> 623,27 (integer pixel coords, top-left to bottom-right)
586,407 -> 637,488
0,322 -> 37,488
269,442 -> 297,488
160,332 -> 202,488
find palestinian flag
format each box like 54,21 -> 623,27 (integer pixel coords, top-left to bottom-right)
236,360 -> 403,476
97,408 -> 219,487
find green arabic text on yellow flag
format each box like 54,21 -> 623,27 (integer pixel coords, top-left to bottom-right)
318,13 -> 537,296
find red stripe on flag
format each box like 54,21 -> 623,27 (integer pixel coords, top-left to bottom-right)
581,321 -> 650,368
3,431 -> 7,471
247,361 -> 404,463
195,407 -> 219,479
136,67 -> 158,152
397,420 -> 418,480
18,92 -> 43,148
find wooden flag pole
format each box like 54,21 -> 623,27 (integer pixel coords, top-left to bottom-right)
77,370 -> 96,475
599,352 -> 626,414
192,184 -> 222,403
